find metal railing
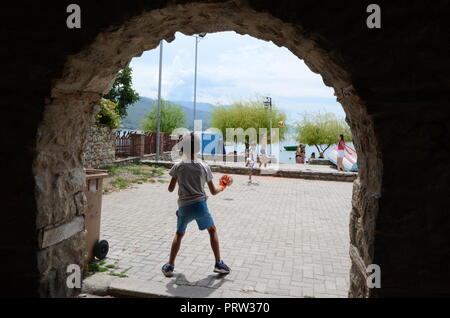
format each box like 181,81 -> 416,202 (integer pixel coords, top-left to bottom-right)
115,130 -> 177,158
115,130 -> 134,158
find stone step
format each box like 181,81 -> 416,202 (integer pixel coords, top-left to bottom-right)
82,273 -> 293,298
141,160 -> 357,182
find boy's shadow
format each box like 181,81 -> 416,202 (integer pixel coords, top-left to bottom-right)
165,273 -> 230,298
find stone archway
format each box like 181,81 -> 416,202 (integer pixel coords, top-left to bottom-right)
4,0 -> 449,297
34,1 -> 380,297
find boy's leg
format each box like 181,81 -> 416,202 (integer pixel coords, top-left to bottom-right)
207,225 -> 221,263
207,225 -> 231,274
168,231 -> 185,266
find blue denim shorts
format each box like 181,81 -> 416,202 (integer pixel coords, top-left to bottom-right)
176,200 -> 215,233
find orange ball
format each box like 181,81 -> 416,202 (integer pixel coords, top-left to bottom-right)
219,174 -> 233,187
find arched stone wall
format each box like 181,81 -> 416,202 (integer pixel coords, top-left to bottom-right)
2,0 -> 449,297
36,1 -> 380,297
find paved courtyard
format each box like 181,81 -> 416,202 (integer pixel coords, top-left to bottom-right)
98,171 -> 353,298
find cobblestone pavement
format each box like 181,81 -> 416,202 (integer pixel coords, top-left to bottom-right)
100,171 -> 352,298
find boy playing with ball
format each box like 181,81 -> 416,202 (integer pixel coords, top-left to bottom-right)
162,132 -> 233,277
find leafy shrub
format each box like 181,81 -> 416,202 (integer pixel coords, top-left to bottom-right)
96,98 -> 121,130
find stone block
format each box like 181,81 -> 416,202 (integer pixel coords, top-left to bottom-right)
41,216 -> 85,249
309,159 -> 332,165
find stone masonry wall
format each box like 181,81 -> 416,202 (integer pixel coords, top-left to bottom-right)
83,125 -> 115,168
143,152 -> 173,162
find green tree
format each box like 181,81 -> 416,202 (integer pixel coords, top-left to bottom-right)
210,98 -> 288,156
295,112 -> 352,157
140,99 -> 186,133
95,98 -> 121,130
211,98 -> 287,144
104,66 -> 140,118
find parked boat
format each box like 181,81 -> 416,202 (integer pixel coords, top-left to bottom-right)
284,145 -> 298,151
327,145 -> 358,172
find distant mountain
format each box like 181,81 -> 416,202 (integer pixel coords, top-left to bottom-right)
171,100 -> 216,113
121,97 -> 214,130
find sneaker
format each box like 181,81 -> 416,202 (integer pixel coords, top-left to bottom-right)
162,263 -> 174,277
214,261 -> 231,274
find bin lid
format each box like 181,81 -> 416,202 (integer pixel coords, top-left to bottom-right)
85,169 -> 108,180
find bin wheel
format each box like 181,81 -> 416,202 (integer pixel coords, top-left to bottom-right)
94,240 -> 109,260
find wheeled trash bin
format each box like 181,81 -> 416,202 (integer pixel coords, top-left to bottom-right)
84,169 -> 109,263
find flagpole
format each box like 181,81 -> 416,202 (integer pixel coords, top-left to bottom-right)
156,40 -> 163,162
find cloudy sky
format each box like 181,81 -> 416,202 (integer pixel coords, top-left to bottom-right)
130,31 -> 344,123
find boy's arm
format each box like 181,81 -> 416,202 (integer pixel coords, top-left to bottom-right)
168,176 -> 178,192
207,180 -> 224,196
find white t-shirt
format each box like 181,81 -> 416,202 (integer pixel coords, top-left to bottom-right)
247,147 -> 258,163
169,160 -> 214,208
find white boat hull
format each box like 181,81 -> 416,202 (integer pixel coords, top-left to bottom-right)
327,146 -> 358,172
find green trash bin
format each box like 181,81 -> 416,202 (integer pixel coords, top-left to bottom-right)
84,169 -> 109,263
